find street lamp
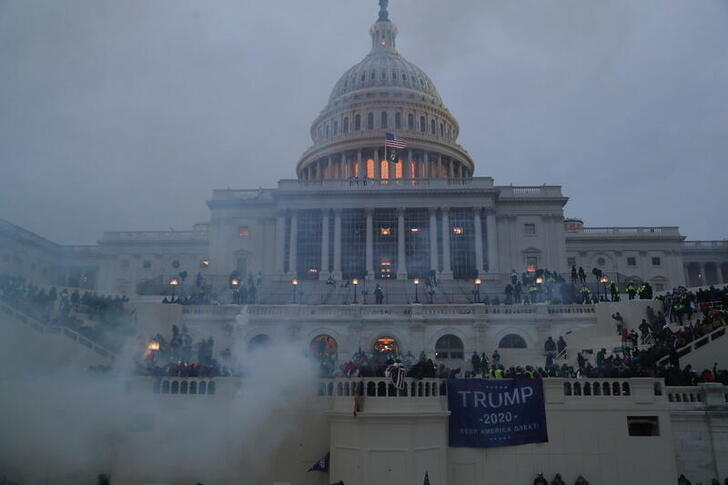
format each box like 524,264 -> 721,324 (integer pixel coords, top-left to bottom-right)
352,278 -> 359,304
168,277 -> 180,300
413,278 -> 421,304
291,279 -> 299,304
600,276 -> 609,301
230,277 -> 241,304
474,278 -> 482,303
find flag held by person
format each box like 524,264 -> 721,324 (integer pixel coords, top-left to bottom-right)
385,133 -> 407,162
308,452 -> 330,472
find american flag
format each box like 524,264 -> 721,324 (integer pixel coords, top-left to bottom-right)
385,132 -> 408,149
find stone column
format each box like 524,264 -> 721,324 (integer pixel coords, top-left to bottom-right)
473,208 -> 484,277
321,210 -> 330,278
449,159 -> 454,178
333,209 -> 343,280
486,210 -> 499,273
287,211 -> 298,277
357,150 -> 362,178
374,149 -> 381,179
429,208 -> 439,271
441,208 -> 453,278
275,211 -> 287,276
408,149 -> 414,178
366,209 -> 374,280
397,208 -> 407,279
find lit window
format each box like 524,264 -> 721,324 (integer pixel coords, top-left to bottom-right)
380,227 -> 391,236
373,336 -> 399,354
652,257 -> 661,266
238,227 -> 251,238
410,227 -> 420,233
627,257 -> 636,266
524,223 -> 536,235
452,227 -> 464,235
200,259 -> 210,268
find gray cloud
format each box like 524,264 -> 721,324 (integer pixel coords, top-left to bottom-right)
0,0 -> 726,244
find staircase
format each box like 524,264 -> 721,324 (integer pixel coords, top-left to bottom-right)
0,300 -> 115,367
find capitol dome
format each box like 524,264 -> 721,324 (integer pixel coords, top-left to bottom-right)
297,2 -> 474,181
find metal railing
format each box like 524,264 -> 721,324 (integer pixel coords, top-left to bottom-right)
0,301 -> 115,359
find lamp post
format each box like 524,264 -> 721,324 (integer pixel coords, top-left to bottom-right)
474,278 -> 482,303
291,279 -> 299,304
352,278 -> 359,304
168,277 -> 180,301
600,276 -> 609,301
535,276 -> 544,303
413,278 -> 421,304
230,277 -> 240,304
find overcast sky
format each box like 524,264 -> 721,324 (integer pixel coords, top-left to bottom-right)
1,0 -> 726,245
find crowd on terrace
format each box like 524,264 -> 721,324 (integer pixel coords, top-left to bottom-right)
0,274 -> 131,351
135,325 -> 236,378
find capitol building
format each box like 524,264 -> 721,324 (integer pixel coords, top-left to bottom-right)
1,2 -> 728,485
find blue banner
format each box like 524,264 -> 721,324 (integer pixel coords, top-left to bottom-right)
447,379 -> 548,448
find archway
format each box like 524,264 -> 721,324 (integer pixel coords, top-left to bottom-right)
498,334 -> 527,349
435,334 -> 464,360
247,334 -> 271,350
310,335 -> 338,361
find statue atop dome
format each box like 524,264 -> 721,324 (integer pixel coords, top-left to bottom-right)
378,0 -> 390,22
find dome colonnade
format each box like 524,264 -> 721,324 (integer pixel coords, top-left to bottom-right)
296,4 -> 474,182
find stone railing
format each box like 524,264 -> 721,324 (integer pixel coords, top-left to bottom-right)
318,378 -> 444,399
657,324 -> 727,365
152,377 -> 221,396
497,185 -> 564,198
562,379 -> 635,398
241,303 -> 597,321
181,305 -> 243,318
684,240 -> 728,250
568,226 -> 682,237
100,231 -> 208,243
0,301 -> 115,359
667,383 -> 728,409
277,177 -> 496,190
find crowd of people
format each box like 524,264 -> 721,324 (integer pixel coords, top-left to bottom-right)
135,324 -> 236,378
533,473 -> 589,485
0,274 -> 131,351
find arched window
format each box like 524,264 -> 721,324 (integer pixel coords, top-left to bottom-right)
440,123 -> 444,136
498,334 -> 527,349
343,117 -> 349,134
325,124 -> 330,138
420,116 -> 426,133
333,120 -> 338,136
310,335 -> 338,361
435,334 -> 464,360
431,119 -> 436,135
392,71 -> 397,80
367,112 -> 374,130
373,336 -> 399,354
381,112 -> 388,129
395,112 -> 402,130
408,114 -> 415,130
354,114 -> 361,131
248,334 -> 271,350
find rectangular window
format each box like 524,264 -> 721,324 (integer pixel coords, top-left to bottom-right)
405,209 -> 430,279
296,210 -> 322,280
567,257 -> 576,267
449,208 -> 476,279
395,112 -> 402,130
652,257 -> 661,266
238,227 -> 251,238
408,114 -> 414,130
381,112 -> 388,129
143,260 -> 152,269
627,257 -> 636,266
627,416 -> 660,436
524,223 -> 536,235
526,256 -> 538,268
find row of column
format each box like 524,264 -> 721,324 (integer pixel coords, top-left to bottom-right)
685,262 -> 726,286
277,208 -> 499,280
300,149 -> 469,180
